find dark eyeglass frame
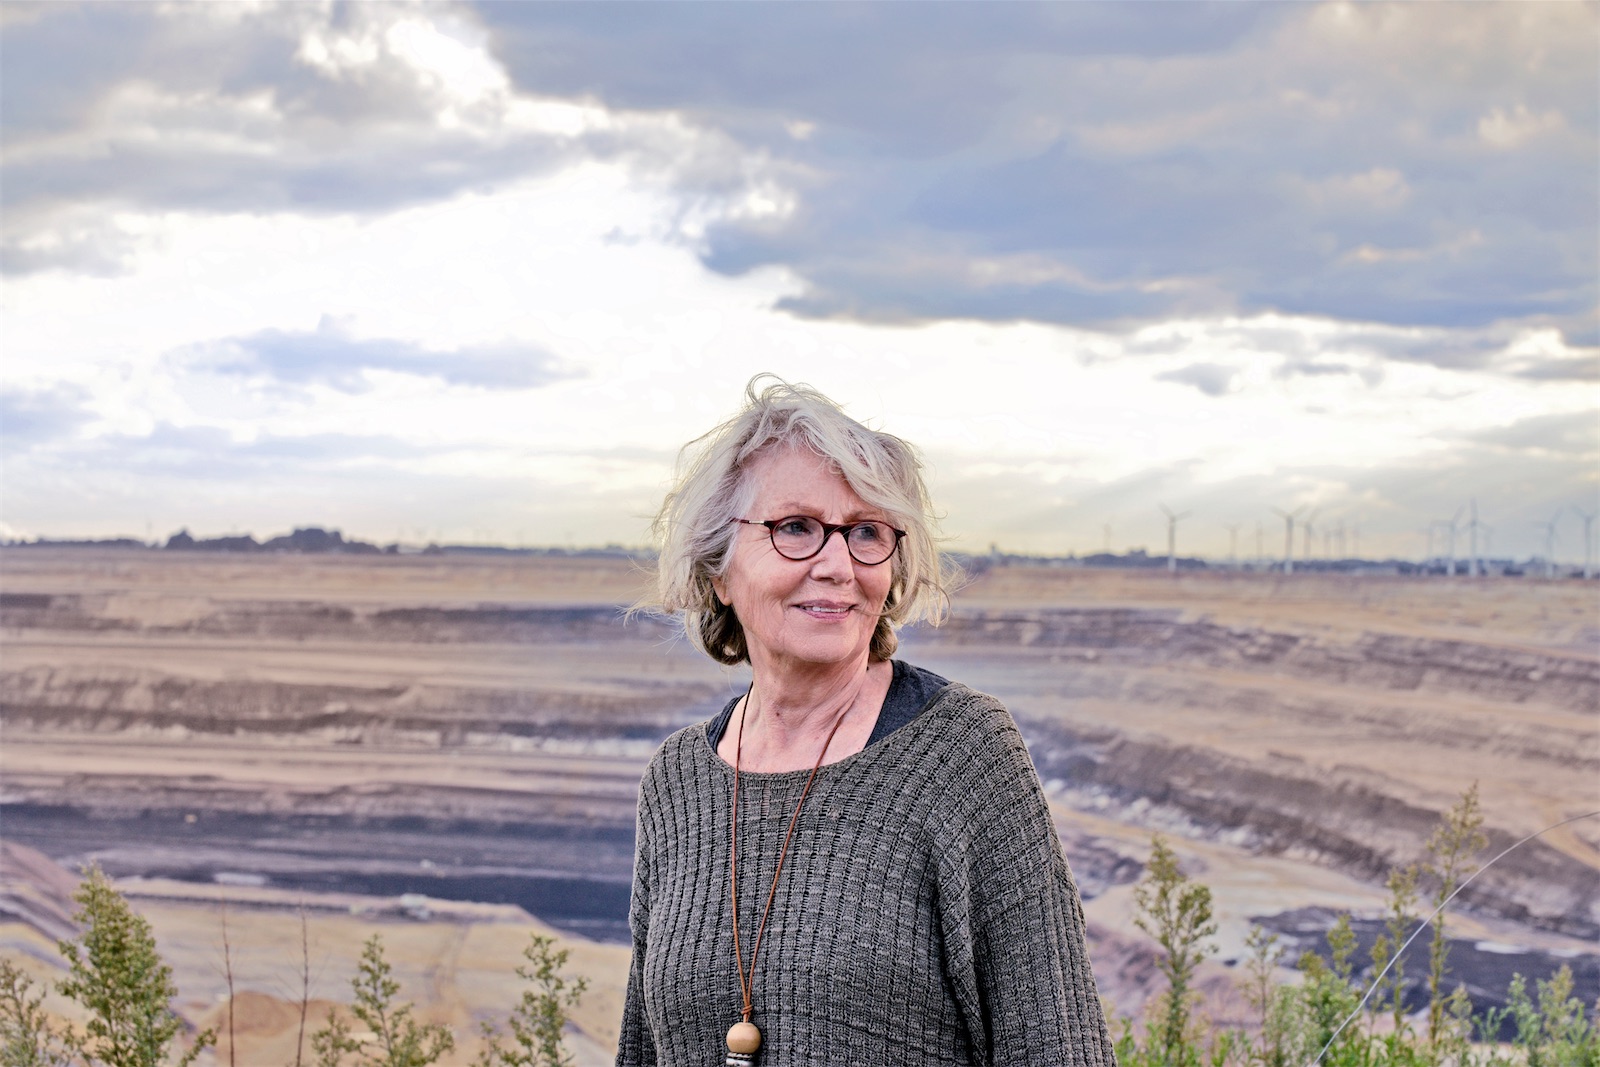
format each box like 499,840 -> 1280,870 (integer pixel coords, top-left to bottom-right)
732,516 -> 906,566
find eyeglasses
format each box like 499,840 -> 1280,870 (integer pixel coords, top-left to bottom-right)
733,515 -> 906,566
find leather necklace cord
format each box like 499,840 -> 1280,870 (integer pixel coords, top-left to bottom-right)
729,688 -> 852,1026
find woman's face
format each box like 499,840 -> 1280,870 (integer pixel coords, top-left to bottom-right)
712,446 -> 895,677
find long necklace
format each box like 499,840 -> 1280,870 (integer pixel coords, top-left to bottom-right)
725,690 -> 851,1067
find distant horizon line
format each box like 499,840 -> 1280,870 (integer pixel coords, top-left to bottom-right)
1,526 -> 1591,576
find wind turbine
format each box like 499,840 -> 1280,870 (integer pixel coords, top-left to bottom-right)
1437,506 -> 1465,576
1160,504 -> 1191,574
1255,521 -> 1265,565
1301,510 -> 1320,565
1475,518 -> 1496,576
1465,499 -> 1489,578
1224,523 -> 1241,569
1533,510 -> 1561,579
1573,505 -> 1597,580
1272,506 -> 1304,575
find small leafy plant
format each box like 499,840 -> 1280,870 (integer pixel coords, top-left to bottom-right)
1117,835 -> 1219,1067
1113,784 -> 1596,1067
311,935 -> 454,1067
54,864 -> 214,1067
473,933 -> 590,1067
0,958 -> 76,1067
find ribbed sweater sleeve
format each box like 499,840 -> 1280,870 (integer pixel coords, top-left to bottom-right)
932,696 -> 1116,1067
614,678 -> 1116,1067
617,754 -> 659,1066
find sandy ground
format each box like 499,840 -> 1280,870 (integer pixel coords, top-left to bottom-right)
1,873 -> 630,1067
957,565 -> 1599,652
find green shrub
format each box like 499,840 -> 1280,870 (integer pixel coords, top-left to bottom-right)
1124,835 -> 1219,1067
312,936 -> 453,1067
1116,785 -> 1597,1067
54,865 -> 213,1067
1421,784 -> 1488,1048
1493,967 -> 1600,1067
473,933 -> 589,1067
0,958 -> 76,1067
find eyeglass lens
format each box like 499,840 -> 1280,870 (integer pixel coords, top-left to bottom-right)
770,516 -> 897,564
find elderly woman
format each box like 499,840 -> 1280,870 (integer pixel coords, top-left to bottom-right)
618,378 -> 1114,1067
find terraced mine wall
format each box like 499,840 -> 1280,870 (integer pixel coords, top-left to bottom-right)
2,555 -> 1596,1013
903,610 -> 1598,937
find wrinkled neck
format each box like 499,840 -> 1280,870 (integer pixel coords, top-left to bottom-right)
732,656 -> 890,772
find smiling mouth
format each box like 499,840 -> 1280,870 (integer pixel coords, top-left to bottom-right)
797,604 -> 852,616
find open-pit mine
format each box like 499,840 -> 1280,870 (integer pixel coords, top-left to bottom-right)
2,548 -> 1596,1066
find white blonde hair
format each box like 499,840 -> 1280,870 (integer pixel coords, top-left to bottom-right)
646,375 -> 953,665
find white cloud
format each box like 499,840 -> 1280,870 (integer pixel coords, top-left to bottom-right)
0,2 -> 788,279
5,155 -> 1589,557
2,1 -> 1594,562
1478,104 -> 1567,150
1296,168 -> 1412,212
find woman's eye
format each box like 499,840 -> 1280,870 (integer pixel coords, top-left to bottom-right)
775,519 -> 812,537
851,523 -> 884,543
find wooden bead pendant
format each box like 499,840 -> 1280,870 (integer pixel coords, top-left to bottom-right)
727,688 -> 848,1067
725,1020 -> 762,1065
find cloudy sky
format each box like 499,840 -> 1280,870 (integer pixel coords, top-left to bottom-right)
2,2 -> 1595,561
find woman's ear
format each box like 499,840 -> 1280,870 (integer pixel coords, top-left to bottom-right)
711,574 -> 729,606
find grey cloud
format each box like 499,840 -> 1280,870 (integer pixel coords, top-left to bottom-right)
479,3 -> 1596,345
183,320 -> 575,393
1154,362 -> 1238,397
1335,327 -> 1600,381
0,5 -> 594,276
1218,327 -> 1317,360
1122,334 -> 1188,357
5,1 -> 1594,358
1335,328 -> 1505,373
1125,324 -> 1317,360
0,4 -> 154,140
1510,353 -> 1600,382
476,5 -> 1280,154
1467,412 -> 1599,457
1216,320 -> 1555,379
0,384 -> 93,452
0,221 -> 145,277
1272,357 -> 1383,387
1278,361 -> 1353,377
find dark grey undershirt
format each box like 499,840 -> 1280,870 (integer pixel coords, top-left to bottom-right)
704,658 -> 951,751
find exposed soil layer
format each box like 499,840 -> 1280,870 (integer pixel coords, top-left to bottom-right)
3,549 -> 1596,1037
1,804 -> 637,943
921,607 -> 1598,712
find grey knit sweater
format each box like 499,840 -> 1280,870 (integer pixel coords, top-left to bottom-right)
616,677 -> 1117,1067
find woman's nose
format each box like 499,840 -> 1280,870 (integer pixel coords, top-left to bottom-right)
809,528 -> 855,576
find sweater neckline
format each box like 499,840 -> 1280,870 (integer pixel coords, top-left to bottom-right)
695,680 -> 961,782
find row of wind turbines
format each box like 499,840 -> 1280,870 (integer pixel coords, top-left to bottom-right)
1426,501 -> 1597,580
1151,500 -> 1597,578
1151,504 -> 1363,575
